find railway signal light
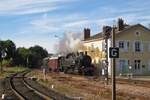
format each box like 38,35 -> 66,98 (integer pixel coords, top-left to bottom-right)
103,26 -> 112,38
102,26 -> 112,85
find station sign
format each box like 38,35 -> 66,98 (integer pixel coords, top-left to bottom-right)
109,47 -> 119,58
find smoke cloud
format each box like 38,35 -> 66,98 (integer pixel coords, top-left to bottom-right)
56,32 -> 83,54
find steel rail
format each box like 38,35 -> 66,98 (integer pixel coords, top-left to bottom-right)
9,71 -> 53,100
22,72 -> 53,100
9,73 -> 26,100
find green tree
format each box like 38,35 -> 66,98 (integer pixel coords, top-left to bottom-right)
0,41 -> 4,71
3,40 -> 16,59
0,40 -> 14,71
29,45 -> 48,68
14,47 -> 30,67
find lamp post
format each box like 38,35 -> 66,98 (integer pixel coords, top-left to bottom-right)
129,65 -> 132,79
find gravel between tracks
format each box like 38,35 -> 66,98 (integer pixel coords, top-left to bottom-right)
12,77 -> 44,100
25,78 -> 77,100
27,70 -> 150,100
0,78 -> 19,100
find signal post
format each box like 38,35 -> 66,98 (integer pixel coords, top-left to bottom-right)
109,26 -> 119,100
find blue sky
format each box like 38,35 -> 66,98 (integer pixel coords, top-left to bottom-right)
0,0 -> 150,53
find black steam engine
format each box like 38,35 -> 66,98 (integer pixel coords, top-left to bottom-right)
46,52 -> 96,76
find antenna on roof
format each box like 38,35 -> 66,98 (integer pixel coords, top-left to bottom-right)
113,20 -> 116,27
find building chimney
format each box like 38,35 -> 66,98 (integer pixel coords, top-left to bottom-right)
84,28 -> 90,40
117,18 -> 124,31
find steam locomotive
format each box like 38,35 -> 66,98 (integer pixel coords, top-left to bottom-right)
44,52 -> 96,76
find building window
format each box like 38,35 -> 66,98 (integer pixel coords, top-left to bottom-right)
119,41 -> 124,48
148,42 -> 150,52
134,60 -> 141,70
118,41 -> 129,52
135,41 -> 141,52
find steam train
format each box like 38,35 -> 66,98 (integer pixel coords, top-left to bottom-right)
44,52 -> 96,76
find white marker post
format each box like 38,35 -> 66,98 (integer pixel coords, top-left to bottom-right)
43,68 -> 46,81
1,94 -> 5,100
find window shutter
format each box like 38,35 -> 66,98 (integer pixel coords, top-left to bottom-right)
126,60 -> 128,72
116,41 -> 119,47
124,41 -> 128,52
116,60 -> 120,73
133,41 -> 135,52
141,42 -> 144,52
148,42 -> 150,52
126,60 -> 129,66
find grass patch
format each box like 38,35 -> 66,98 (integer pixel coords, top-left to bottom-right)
0,66 -> 29,78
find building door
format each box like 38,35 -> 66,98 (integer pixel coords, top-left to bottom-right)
119,60 -> 128,75
134,60 -> 141,75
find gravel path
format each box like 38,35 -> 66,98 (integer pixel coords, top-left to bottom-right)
116,83 -> 150,100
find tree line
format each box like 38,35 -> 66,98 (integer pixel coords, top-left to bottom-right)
0,39 -> 48,69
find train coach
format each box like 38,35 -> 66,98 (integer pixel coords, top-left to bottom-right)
48,57 -> 60,71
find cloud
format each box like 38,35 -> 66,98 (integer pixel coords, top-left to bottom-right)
0,0 -> 77,16
28,13 -> 90,34
64,20 -> 91,28
1,0 -> 150,53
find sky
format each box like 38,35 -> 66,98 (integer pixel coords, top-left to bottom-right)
0,0 -> 150,53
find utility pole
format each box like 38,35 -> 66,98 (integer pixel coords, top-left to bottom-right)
112,26 -> 116,100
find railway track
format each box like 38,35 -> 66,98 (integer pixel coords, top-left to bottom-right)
9,71 -> 53,100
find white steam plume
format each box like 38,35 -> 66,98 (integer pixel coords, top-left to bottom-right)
56,32 -> 83,54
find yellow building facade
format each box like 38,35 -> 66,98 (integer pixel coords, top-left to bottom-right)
82,20 -> 150,75
115,24 -> 150,75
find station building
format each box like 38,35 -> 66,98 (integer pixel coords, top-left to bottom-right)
82,18 -> 150,76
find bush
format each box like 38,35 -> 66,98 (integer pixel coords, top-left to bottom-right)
2,59 -> 13,67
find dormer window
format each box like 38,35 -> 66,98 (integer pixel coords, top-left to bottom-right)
135,31 -> 140,36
